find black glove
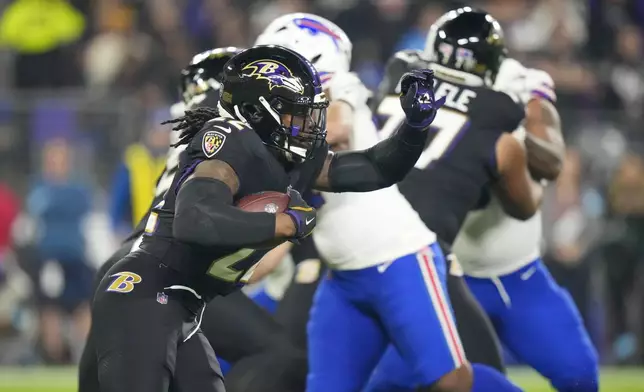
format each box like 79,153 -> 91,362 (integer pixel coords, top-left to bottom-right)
284,187 -> 317,241
399,69 -> 445,129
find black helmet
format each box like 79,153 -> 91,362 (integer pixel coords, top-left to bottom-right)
179,47 -> 243,107
425,7 -> 506,86
220,45 -> 329,161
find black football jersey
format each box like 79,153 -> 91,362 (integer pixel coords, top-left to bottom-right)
138,116 -> 328,299
374,50 -> 524,246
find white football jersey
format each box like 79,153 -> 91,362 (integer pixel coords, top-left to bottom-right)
452,60 -> 555,277
452,197 -> 542,277
313,73 -> 436,271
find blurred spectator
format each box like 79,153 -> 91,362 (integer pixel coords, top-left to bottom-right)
393,3 -> 444,52
0,0 -> 86,88
602,153 -> 644,363
0,183 -> 20,337
543,150 -> 601,332
109,108 -> 169,237
25,138 -> 94,364
602,24 -> 644,124
0,183 -> 19,263
83,1 -> 143,90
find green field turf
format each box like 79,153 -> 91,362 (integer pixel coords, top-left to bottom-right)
0,366 -> 642,391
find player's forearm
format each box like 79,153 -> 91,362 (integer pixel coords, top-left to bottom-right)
524,99 -> 565,180
174,177 -> 282,247
247,241 -> 293,284
319,122 -> 428,192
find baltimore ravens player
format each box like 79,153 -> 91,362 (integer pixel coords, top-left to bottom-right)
90,45 -> 443,392
451,57 -> 599,391
79,47 -> 305,392
367,7 -> 545,392
255,13 -> 521,392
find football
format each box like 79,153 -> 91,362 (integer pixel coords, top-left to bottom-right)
236,191 -> 289,214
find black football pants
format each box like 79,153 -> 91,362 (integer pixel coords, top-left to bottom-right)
91,252 -> 225,392
79,241 -> 303,392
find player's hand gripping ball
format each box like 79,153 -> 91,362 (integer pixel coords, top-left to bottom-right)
399,69 -> 446,129
284,187 -> 317,242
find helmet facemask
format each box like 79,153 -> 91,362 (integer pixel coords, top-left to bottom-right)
182,71 -> 222,108
241,93 -> 328,162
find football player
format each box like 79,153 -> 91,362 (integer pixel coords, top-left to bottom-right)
449,49 -> 599,392
79,47 -> 305,392
370,11 -> 598,391
255,13 -> 520,392
254,15 -> 506,376
90,45 -> 442,392
367,7 -> 548,391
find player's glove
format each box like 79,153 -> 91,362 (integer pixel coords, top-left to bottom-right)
399,69 -> 445,129
284,187 -> 317,241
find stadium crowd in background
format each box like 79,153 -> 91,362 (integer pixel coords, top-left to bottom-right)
0,0 -> 642,369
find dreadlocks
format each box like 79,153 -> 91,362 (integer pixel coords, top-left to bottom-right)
162,107 -> 220,147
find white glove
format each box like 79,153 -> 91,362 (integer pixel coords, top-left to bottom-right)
325,71 -> 371,109
494,58 -> 556,105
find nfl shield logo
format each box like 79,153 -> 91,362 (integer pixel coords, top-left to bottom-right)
264,203 -> 279,214
157,292 -> 168,304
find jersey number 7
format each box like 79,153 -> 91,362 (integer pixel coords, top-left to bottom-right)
377,96 -> 469,168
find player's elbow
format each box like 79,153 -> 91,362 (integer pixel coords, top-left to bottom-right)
174,179 -> 232,247
506,190 -> 542,221
494,185 -> 541,221
173,204 -> 226,246
506,203 -> 538,221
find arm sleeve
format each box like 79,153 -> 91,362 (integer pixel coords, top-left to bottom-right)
173,177 -> 277,248
326,121 -> 429,192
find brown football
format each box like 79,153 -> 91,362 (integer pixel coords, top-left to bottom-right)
236,191 -> 289,214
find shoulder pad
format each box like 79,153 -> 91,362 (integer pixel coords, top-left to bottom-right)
327,72 -> 370,108
392,49 -> 426,65
187,117 -> 252,160
383,50 -> 431,95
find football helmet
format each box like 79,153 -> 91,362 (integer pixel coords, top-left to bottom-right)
179,47 -> 243,108
220,45 -> 329,161
425,7 -> 506,86
255,13 -> 352,84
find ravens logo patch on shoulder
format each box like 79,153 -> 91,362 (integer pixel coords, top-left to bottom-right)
202,130 -> 226,158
